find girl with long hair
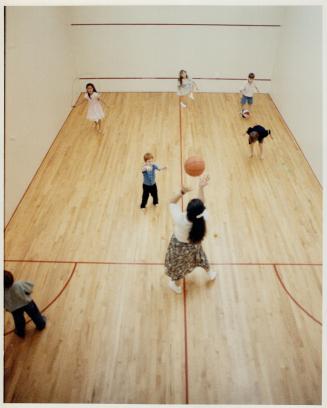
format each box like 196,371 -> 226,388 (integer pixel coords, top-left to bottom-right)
177,69 -> 198,108
73,83 -> 108,134
165,175 -> 217,294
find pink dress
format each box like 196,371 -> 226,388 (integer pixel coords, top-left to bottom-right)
84,92 -> 105,121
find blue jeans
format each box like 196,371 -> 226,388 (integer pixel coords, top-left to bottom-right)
241,95 -> 253,105
12,301 -> 46,337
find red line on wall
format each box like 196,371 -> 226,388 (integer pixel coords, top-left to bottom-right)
268,95 -> 322,188
273,264 -> 322,326
4,107 -> 76,231
78,76 -> 271,81
183,279 -> 189,404
71,23 -> 281,27
4,263 -> 77,336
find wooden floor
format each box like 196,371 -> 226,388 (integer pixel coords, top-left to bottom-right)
4,93 -> 322,404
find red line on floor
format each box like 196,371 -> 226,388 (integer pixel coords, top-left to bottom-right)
179,96 -> 184,211
4,107 -> 76,231
4,259 -> 322,266
183,279 -> 189,404
4,263 -> 77,336
4,259 -> 165,265
273,264 -> 322,326
210,262 -> 323,266
268,95 -> 322,188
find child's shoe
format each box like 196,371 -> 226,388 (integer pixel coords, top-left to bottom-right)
207,270 -> 217,281
180,102 -> 187,108
168,279 -> 182,294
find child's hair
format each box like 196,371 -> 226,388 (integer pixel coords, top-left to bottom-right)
249,130 -> 259,143
186,199 -> 207,244
248,73 -> 255,79
178,70 -> 188,86
144,152 -> 154,162
86,83 -> 97,99
4,270 -> 14,289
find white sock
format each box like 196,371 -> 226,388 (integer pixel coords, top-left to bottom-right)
207,270 -> 217,281
168,279 -> 182,294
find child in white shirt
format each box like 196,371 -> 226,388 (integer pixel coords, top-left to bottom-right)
240,73 -> 259,113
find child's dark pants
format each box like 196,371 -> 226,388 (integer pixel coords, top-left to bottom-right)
12,300 -> 46,337
140,183 -> 158,208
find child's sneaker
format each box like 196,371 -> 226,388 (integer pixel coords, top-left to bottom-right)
168,279 -> 182,294
180,102 -> 187,108
207,270 -> 217,281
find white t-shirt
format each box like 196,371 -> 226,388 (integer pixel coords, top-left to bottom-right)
240,81 -> 257,97
169,203 -> 208,243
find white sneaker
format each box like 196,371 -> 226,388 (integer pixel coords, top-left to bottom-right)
180,102 -> 187,108
207,270 -> 217,281
168,279 -> 182,294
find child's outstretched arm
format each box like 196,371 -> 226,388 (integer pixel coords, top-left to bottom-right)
198,174 -> 209,203
170,186 -> 192,204
159,165 -> 168,171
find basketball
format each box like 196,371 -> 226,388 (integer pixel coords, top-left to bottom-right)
184,156 -> 205,177
241,109 -> 250,118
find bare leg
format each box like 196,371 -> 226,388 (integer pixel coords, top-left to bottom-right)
180,96 -> 187,108
249,143 -> 254,158
259,142 -> 264,159
98,120 -> 103,134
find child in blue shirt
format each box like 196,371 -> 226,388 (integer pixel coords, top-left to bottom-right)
140,152 -> 167,209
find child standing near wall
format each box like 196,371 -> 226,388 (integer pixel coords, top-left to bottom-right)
4,270 -> 47,338
240,73 -> 259,114
177,70 -> 199,108
140,153 -> 167,209
73,83 -> 108,134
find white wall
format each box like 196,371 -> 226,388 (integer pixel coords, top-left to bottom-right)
5,6 -> 75,224
70,6 -> 284,96
271,6 -> 322,183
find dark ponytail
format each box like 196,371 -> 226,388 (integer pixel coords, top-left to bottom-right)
186,199 -> 206,244
86,83 -> 97,99
178,70 -> 188,86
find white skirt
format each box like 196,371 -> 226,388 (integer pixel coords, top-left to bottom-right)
87,100 -> 105,121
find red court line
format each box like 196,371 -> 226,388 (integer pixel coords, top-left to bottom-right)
183,276 -> 189,404
179,96 -> 185,211
268,95 -> 322,188
4,263 -> 77,336
273,264 -> 322,326
4,259 -> 322,266
4,259 -> 165,265
4,106 -> 76,231
71,23 -> 280,27
79,76 -> 271,81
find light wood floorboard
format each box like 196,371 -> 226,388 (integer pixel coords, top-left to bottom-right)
186,264 -> 321,404
4,264 -> 185,404
5,93 -> 322,264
